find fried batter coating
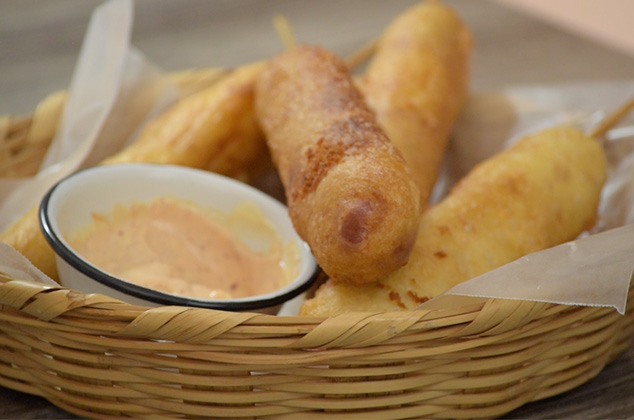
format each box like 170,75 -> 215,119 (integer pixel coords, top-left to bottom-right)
300,126 -> 607,316
359,0 -> 471,204
255,45 -> 422,285
105,62 -> 268,180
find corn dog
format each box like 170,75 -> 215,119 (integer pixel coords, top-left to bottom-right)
104,62 -> 268,179
255,45 -> 422,285
1,62 -> 267,281
358,0 -> 471,204
300,126 -> 607,316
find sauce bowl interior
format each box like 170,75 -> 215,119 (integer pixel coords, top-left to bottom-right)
39,163 -> 319,313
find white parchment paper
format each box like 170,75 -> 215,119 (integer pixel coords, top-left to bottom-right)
0,0 -> 177,231
0,242 -> 57,286
1,0 -> 634,315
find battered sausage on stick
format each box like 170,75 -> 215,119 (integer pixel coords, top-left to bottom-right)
104,62 -> 268,180
358,0 -> 471,204
300,126 -> 607,316
1,62 -> 267,281
255,45 -> 422,285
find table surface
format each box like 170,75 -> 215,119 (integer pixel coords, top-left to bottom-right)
1,0 -> 634,419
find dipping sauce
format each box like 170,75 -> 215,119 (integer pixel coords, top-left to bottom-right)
66,196 -> 300,300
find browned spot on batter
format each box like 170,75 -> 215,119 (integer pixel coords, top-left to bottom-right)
289,137 -> 345,203
407,291 -> 429,305
377,283 -> 406,309
392,225 -> 417,266
340,201 -> 372,245
326,115 -> 386,151
289,115 -> 388,203
311,46 -> 371,114
389,291 -> 406,309
320,71 -> 365,114
437,225 -> 450,235
434,251 -> 447,259
502,173 -> 528,195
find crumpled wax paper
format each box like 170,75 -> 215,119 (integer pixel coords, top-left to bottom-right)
0,242 -> 57,286
0,0 -> 177,231
1,0 -> 634,315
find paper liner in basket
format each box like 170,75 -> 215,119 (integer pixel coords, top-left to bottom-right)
0,0 -> 177,231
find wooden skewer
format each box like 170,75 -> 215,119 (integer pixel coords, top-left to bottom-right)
272,14 -> 378,70
344,37 -> 379,70
590,95 -> 634,139
273,14 -> 297,50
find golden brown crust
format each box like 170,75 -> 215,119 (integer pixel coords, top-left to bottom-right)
359,0 -> 471,204
0,206 -> 59,281
255,45 -> 422,285
105,62 -> 268,180
300,126 -> 608,316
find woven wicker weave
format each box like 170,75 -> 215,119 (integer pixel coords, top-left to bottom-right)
0,272 -> 632,419
1,71 -> 633,419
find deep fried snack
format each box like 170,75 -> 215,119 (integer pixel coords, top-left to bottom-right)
1,62 -> 268,281
104,62 -> 269,180
300,126 -> 608,316
255,45 -> 422,285
358,0 -> 471,204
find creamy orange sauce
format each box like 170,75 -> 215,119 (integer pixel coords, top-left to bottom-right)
66,196 -> 300,300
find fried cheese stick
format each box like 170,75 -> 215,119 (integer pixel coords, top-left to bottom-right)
358,0 -> 471,204
300,126 -> 607,316
255,45 -> 422,285
1,62 -> 267,281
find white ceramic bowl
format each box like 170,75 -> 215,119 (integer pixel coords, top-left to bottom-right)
39,163 -> 318,314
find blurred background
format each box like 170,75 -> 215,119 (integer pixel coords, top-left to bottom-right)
2,0 -> 634,116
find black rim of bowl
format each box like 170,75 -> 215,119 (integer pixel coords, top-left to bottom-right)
38,171 -> 320,312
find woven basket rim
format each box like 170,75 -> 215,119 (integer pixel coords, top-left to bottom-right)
1,270 -> 630,326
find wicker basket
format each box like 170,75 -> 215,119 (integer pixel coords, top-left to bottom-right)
0,272 -> 632,419
1,73 -> 633,420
